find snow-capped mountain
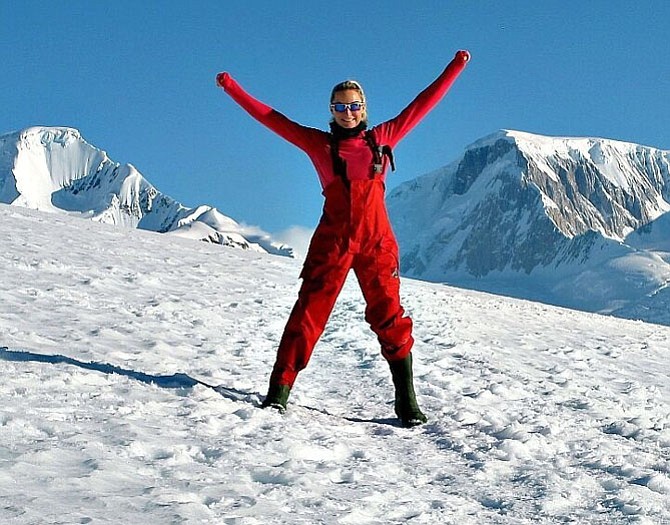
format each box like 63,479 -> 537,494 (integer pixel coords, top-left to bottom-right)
388,130 -> 670,325
0,127 -> 293,257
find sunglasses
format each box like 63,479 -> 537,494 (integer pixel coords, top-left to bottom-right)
330,102 -> 364,113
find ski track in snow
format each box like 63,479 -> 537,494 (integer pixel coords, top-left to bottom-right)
1,204 -> 670,524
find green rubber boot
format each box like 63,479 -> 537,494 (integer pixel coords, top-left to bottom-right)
389,353 -> 427,428
261,384 -> 291,413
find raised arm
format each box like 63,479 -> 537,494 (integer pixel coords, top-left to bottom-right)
216,72 -> 318,150
378,50 -> 470,147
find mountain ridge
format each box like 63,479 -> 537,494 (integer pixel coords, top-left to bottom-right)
387,129 -> 670,325
0,126 -> 293,257
4,125 -> 670,325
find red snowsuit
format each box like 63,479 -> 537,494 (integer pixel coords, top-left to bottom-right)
220,52 -> 469,387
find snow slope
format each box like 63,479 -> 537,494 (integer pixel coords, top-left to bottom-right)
1,203 -> 669,524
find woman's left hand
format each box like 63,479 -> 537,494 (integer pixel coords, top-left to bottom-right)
456,50 -> 471,63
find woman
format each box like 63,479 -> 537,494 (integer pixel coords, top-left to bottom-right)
216,50 -> 470,427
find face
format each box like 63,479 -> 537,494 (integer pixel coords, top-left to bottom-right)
330,89 -> 366,129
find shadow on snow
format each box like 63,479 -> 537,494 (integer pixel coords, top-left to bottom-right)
0,346 -> 258,404
0,346 -> 403,426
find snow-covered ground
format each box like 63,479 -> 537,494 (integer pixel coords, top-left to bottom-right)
1,203 -> 669,524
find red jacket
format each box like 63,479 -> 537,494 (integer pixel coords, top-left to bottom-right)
219,51 -> 470,191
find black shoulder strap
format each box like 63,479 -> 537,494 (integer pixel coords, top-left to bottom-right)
329,131 -> 395,188
329,133 -> 349,189
364,131 -> 395,174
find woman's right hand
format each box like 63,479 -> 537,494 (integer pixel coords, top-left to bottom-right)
216,72 -> 231,89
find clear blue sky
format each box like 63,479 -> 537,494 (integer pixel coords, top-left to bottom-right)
2,1 -> 669,238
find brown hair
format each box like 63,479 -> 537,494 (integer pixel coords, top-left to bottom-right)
330,79 -> 366,104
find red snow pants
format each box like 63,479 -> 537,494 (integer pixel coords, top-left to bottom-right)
269,177 -> 414,388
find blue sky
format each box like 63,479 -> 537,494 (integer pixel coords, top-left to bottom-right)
2,1 -> 669,241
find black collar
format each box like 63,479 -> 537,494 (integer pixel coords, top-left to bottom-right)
329,121 -> 368,140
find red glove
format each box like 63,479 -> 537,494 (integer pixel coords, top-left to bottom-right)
456,50 -> 471,63
216,72 -> 230,89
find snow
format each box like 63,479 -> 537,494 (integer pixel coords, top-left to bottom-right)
2,203 -> 670,524
501,129 -> 667,194
0,127 -> 294,258
5,127 -> 108,212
